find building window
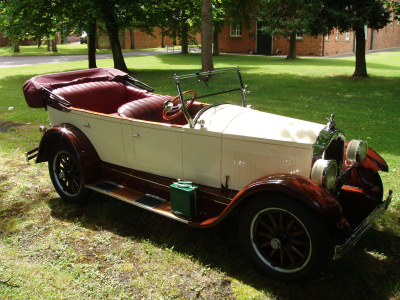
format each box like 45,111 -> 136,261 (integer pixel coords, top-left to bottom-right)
230,22 -> 242,37
365,25 -> 368,40
325,34 -> 329,41
296,32 -> 303,39
335,28 -> 339,40
390,12 -> 394,25
345,29 -> 350,40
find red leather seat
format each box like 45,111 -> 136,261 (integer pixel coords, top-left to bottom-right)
117,95 -> 188,125
53,81 -> 150,114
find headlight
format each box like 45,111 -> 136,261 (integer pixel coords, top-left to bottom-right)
311,159 -> 338,190
346,139 -> 368,166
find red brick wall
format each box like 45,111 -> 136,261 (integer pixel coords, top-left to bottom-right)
323,29 -> 355,56
218,22 -> 256,54
273,35 -> 323,56
219,15 -> 400,57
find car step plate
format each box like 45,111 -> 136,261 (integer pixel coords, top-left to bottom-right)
135,195 -> 166,208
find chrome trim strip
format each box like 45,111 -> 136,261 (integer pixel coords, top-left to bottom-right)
86,185 -> 189,224
333,189 -> 393,260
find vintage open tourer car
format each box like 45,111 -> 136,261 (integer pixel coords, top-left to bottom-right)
23,67 -> 392,282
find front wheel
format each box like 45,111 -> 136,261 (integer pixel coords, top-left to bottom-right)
48,143 -> 91,203
239,195 -> 330,282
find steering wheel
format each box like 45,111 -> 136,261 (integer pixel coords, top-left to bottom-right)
162,90 -> 197,120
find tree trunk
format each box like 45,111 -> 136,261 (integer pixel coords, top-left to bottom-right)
353,28 -> 368,78
201,0 -> 214,71
95,29 -> 99,50
12,40 -> 20,53
38,37 -> 41,48
47,39 -> 50,51
287,30 -> 297,59
181,16 -> 189,54
106,23 -> 129,73
213,28 -> 220,56
129,28 -> 135,49
88,21 -> 97,69
52,38 -> 58,52
161,27 -> 165,48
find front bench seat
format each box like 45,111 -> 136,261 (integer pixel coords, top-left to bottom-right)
117,94 -> 188,125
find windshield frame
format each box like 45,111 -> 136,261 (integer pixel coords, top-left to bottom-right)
174,67 -> 247,128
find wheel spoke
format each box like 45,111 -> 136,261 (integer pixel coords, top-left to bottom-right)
269,248 -> 277,258
279,213 -> 284,229
260,241 -> 271,248
292,240 -> 308,247
290,246 -> 305,258
280,249 -> 284,265
257,231 -> 272,239
290,246 -> 304,258
285,219 -> 295,232
267,213 -> 278,229
285,248 -> 296,264
291,230 -> 304,238
260,220 -> 274,234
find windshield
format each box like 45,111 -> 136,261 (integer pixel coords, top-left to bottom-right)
174,67 -> 246,127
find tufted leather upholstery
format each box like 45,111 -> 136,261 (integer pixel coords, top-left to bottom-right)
117,95 -> 188,125
53,81 -> 150,114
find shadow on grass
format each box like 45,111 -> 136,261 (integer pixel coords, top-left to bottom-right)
151,52 -> 400,72
46,193 -> 400,300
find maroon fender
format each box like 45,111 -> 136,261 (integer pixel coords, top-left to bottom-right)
190,174 -> 342,228
337,147 -> 389,218
36,123 -> 102,185
364,148 -> 388,172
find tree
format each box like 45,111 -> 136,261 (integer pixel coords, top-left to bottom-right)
159,0 -> 201,54
201,0 -> 214,71
306,0 -> 391,77
258,0 -> 318,59
0,0 -> 66,53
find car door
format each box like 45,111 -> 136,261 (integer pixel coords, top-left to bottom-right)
128,121 -> 184,179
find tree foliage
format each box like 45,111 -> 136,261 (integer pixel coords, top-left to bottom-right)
306,0 -> 391,77
257,0 -> 320,59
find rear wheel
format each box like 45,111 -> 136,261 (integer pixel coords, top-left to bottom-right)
48,143 -> 91,203
239,195 -> 330,282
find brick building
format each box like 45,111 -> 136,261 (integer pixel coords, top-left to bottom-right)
218,17 -> 400,57
0,32 -> 39,47
98,27 -> 201,50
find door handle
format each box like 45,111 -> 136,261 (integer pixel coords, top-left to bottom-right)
132,133 -> 140,138
83,123 -> 90,127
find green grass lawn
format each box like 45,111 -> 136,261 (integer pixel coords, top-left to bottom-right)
0,52 -> 399,299
0,42 -> 172,56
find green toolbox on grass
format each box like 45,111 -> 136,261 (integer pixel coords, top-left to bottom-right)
170,181 -> 199,219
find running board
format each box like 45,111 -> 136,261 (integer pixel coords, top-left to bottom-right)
86,180 -> 189,224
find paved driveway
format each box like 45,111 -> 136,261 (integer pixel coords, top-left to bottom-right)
0,49 -> 186,68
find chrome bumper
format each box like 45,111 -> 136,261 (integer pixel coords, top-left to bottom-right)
333,189 -> 393,260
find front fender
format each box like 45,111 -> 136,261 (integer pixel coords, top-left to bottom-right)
191,174 -> 341,228
36,123 -> 101,185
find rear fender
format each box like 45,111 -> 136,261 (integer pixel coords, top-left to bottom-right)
192,174 -> 342,228
36,123 -> 101,185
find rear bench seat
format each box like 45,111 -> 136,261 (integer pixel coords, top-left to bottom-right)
53,81 -> 149,114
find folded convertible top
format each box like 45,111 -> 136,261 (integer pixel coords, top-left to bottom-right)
23,68 -> 128,108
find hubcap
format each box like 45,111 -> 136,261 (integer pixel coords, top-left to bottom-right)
271,238 -> 282,249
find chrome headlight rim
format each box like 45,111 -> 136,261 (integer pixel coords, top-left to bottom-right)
311,159 -> 338,190
346,139 -> 368,166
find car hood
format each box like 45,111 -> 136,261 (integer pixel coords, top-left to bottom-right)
199,105 -> 325,149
